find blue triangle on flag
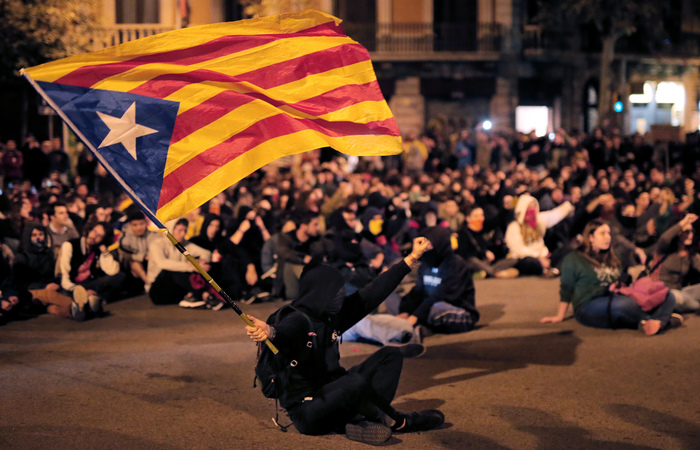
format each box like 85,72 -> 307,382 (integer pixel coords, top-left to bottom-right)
37,81 -> 178,214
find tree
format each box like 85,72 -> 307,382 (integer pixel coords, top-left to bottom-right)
0,0 -> 101,81
535,0 -> 669,126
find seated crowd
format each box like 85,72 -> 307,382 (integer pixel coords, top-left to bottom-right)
1,125 -> 698,339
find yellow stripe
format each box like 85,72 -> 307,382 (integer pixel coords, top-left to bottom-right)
23,10 -> 342,83
156,132 -> 401,223
162,69 -> 389,177
317,101 -> 395,124
164,100 -> 284,176
89,35 -> 354,94
171,59 -> 376,114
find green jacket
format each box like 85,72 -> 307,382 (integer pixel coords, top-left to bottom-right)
560,251 -> 622,312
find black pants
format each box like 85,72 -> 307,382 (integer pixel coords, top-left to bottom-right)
288,346 -> 403,435
81,272 -> 127,302
149,270 -> 197,305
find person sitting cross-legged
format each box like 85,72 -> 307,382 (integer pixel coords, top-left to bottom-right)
58,221 -> 125,315
245,237 -> 445,445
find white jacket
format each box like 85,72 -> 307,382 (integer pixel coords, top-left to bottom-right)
504,193 -> 574,259
146,233 -> 211,291
59,238 -> 121,292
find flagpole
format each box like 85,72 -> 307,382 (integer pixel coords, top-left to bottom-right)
21,69 -> 278,355
160,229 -> 278,354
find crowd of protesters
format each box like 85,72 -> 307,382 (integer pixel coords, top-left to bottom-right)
1,120 -> 699,336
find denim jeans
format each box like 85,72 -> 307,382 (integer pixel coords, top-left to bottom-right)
575,291 -> 676,330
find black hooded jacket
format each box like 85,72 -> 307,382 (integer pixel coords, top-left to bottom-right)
402,226 -> 479,323
270,259 -> 411,409
13,224 -> 56,289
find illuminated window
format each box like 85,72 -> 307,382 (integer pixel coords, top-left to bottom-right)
516,106 -> 549,137
629,82 -> 653,104
655,82 -> 684,104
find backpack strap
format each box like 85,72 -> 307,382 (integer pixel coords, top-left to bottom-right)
265,305 -> 317,432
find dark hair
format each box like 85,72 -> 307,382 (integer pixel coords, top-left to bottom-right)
174,218 -> 189,230
293,209 -> 319,226
85,221 -> 114,247
463,204 -> 483,217
48,202 -> 67,218
578,219 -> 620,268
127,210 -> 146,223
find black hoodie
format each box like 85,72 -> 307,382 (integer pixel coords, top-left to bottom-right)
271,259 -> 411,409
13,224 -> 56,289
402,226 -> 479,324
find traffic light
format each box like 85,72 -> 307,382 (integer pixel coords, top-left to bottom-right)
612,92 -> 623,113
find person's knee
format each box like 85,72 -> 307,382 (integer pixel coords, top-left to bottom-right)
373,346 -> 404,371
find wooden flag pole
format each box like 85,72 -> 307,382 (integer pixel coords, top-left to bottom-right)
161,229 -> 279,354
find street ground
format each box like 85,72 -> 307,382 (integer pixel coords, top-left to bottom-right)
1,276 -> 699,449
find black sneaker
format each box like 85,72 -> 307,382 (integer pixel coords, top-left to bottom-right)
345,420 -> 392,446
394,409 -> 445,433
668,313 -> 684,329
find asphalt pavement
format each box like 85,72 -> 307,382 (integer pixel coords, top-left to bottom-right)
1,276 -> 699,449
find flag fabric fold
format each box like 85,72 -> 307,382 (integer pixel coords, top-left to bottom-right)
22,9 -> 401,225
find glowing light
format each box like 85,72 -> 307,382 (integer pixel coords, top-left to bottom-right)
482,120 -> 492,130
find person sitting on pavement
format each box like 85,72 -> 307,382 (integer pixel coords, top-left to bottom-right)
654,213 -> 700,313
504,193 -> 574,277
399,226 -> 480,334
12,224 -> 57,290
1,253 -> 90,324
58,220 -> 125,314
45,202 -> 79,257
540,219 -> 682,335
275,209 -> 322,300
146,218 -> 213,309
118,209 -> 157,295
456,205 -> 519,279
245,237 -> 444,446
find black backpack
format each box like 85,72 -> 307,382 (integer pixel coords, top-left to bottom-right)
254,305 -> 317,399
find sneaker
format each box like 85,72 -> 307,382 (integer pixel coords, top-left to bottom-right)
495,267 -> 519,279
255,290 -> 271,301
472,270 -> 487,280
345,420 -> 392,446
87,293 -> 104,316
71,286 -> 89,322
409,325 -> 424,344
668,313 -> 684,329
179,298 -> 207,309
543,267 -> 560,278
206,297 -> 227,311
394,409 -> 445,433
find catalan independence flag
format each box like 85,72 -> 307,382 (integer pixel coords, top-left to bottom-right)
22,10 -> 401,226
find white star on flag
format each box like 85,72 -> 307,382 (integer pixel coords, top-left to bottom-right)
97,103 -> 157,160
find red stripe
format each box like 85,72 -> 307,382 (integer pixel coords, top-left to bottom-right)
54,22 -> 345,88
158,114 -> 399,209
234,43 -> 369,90
128,43 -> 368,99
170,80 -> 386,143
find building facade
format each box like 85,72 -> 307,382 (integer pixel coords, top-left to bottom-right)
97,0 -> 700,139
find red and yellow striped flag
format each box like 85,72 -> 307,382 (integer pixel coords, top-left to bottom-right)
22,10 -> 401,225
